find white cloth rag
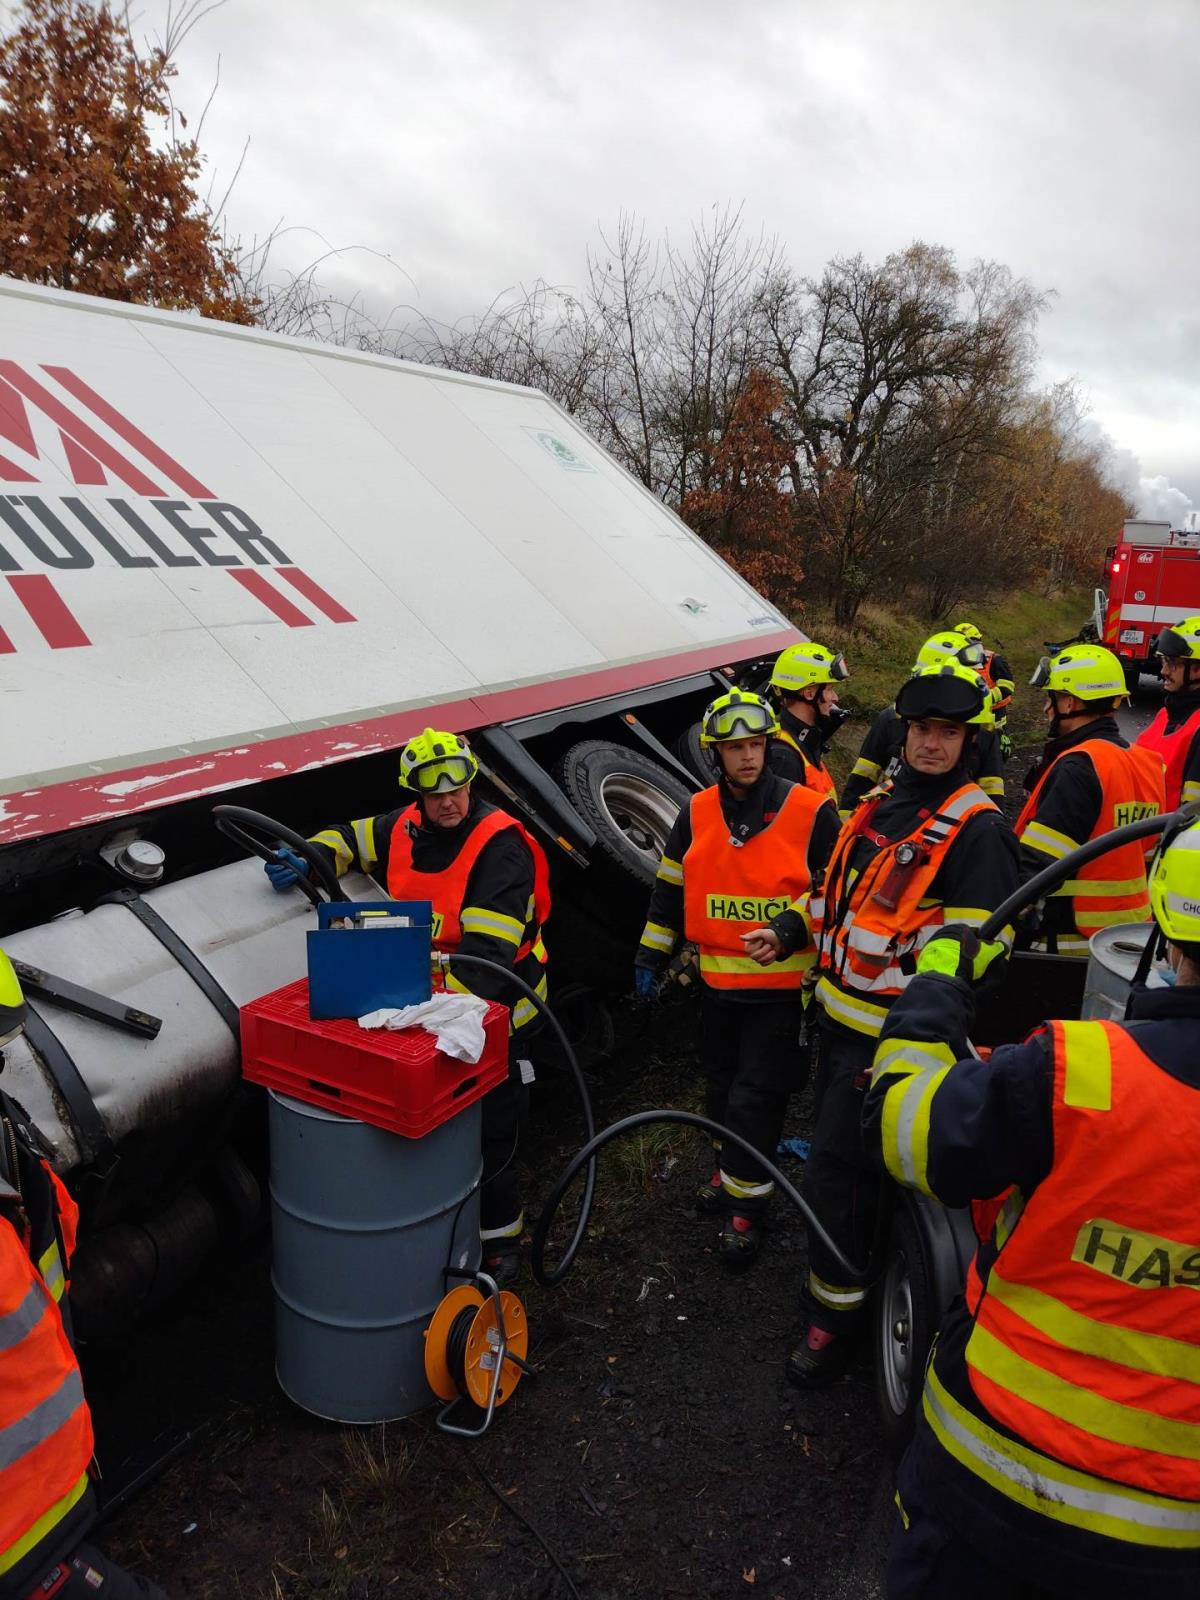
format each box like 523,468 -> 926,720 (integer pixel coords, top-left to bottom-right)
357,993 -> 489,1063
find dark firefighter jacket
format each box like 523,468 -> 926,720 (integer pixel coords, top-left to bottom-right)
840,705 -> 1005,816
864,974 -> 1200,1599
636,770 -> 840,1002
766,706 -> 835,793
308,795 -> 544,1027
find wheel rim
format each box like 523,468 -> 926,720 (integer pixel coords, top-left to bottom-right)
596,773 -> 678,859
879,1248 -> 915,1418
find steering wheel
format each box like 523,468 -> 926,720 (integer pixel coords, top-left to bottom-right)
212,805 -> 349,907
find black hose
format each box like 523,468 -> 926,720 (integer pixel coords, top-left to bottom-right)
447,954 -> 596,1287
529,1108 -> 868,1286
978,806 -> 1195,944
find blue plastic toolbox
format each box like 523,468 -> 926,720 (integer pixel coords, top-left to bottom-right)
306,901 -> 433,1019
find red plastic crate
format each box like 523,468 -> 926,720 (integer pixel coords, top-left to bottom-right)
240,978 -> 508,1138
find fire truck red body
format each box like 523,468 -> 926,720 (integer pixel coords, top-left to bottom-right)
1103,519 -> 1200,687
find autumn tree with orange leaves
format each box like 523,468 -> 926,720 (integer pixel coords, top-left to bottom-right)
679,370 -> 804,612
0,0 -> 252,322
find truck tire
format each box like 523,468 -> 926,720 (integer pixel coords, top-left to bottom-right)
556,740 -> 691,887
873,1207 -> 936,1462
674,721 -> 711,784
1124,661 -> 1143,695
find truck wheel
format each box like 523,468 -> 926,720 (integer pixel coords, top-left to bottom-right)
1123,662 -> 1143,695
556,740 -> 691,886
674,721 -> 711,784
873,1208 -> 936,1462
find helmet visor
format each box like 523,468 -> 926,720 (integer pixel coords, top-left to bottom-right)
1030,656 -> 1052,689
1155,627 -> 1191,660
704,700 -> 775,741
827,652 -> 850,682
957,640 -> 985,668
410,755 -> 474,793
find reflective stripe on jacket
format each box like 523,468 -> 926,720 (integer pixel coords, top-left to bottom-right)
961,1017 -> 1200,1516
387,804 -> 551,1030
1137,704 -> 1200,812
812,783 -> 998,1037
1016,739 -> 1164,953
0,1097 -> 93,1580
682,784 -> 824,990
773,729 -> 837,798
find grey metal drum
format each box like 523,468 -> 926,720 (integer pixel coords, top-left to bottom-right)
1082,924 -> 1158,1020
268,1090 -> 482,1423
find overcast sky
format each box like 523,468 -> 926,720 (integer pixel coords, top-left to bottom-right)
162,0 -> 1198,522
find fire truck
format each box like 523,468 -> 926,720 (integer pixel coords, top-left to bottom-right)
1102,518 -> 1200,689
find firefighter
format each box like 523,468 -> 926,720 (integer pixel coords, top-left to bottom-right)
0,953 -> 168,1599
634,689 -> 839,1270
772,662 -> 1019,1385
1015,645 -> 1165,957
265,729 -> 550,1284
1136,616 -> 1200,809
841,632 -> 1007,816
954,618 -> 1015,753
764,641 -> 851,797
864,818 -> 1200,1600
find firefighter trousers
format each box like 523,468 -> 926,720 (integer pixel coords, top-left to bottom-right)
802,1019 -> 883,1330
480,1040 -> 530,1240
699,988 -> 809,1215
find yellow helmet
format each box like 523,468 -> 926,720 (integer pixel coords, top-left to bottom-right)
699,688 -> 780,745
1030,644 -> 1127,702
914,631 -> 985,673
1148,818 -> 1200,945
769,641 -> 850,694
0,950 -> 27,1048
953,620 -> 983,643
398,728 -> 479,793
1155,618 -> 1200,661
895,662 -> 989,725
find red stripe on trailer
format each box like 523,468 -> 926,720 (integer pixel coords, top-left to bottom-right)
274,566 -> 356,623
7,574 -> 90,648
43,364 -> 215,499
0,620 -> 14,653
0,627 -> 800,844
229,568 -> 315,626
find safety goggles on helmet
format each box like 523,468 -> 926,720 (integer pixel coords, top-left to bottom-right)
895,663 -> 988,725
699,689 -> 780,745
769,641 -> 850,694
407,755 -> 475,793
1154,618 -> 1200,661
1029,644 -> 1127,700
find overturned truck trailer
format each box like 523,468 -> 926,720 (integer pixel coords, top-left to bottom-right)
0,277 -> 800,1330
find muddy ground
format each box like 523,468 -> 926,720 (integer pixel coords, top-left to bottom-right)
87,996 -> 892,1600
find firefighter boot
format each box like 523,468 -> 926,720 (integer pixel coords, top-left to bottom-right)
720,1211 -> 764,1272
786,1322 -> 852,1388
695,1169 -> 725,1218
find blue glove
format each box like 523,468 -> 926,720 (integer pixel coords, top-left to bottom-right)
633,965 -> 658,1000
264,845 -> 309,893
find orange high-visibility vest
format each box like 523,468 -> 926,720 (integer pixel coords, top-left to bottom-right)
1015,738 -> 1164,947
1137,704 -> 1200,811
980,650 -> 1011,714
811,782 -> 997,1037
387,804 -> 550,955
965,1018 -> 1200,1502
682,784 -> 827,991
387,804 -> 551,1030
774,729 -> 837,798
0,1128 -> 93,1582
